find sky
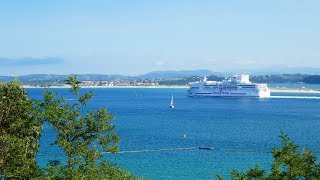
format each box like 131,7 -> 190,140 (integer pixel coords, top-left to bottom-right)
0,0 -> 319,76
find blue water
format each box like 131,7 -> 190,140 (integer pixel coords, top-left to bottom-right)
29,88 -> 320,179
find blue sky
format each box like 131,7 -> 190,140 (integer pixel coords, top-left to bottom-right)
0,0 -> 319,75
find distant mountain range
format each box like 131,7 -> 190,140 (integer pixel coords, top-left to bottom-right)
0,74 -> 135,83
137,67 -> 320,79
0,70 -> 225,82
137,70 -> 224,79
232,66 -> 320,75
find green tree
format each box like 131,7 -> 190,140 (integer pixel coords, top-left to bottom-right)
220,132 -> 320,180
0,80 -> 43,179
40,76 -> 135,179
1,77 -> 136,179
230,165 -> 266,180
269,133 -> 320,179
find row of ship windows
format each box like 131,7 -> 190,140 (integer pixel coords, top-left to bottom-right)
201,87 -> 256,90
191,87 -> 256,89
202,86 -> 256,88
203,85 -> 256,87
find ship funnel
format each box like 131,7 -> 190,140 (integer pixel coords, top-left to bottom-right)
203,76 -> 207,82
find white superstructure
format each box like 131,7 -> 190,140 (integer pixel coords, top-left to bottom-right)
187,75 -> 270,97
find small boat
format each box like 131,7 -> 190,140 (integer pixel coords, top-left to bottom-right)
198,147 -> 214,150
170,94 -> 174,108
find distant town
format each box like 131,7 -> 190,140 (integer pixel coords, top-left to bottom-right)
79,79 -> 159,87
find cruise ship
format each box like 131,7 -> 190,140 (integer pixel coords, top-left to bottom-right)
187,75 -> 270,97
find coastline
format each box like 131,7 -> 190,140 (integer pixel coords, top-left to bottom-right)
21,85 -> 189,89
21,85 -> 320,93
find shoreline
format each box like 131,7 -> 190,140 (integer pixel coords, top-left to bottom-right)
21,85 -> 320,93
21,85 -> 189,89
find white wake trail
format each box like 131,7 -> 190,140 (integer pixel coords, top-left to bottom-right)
270,96 -> 320,99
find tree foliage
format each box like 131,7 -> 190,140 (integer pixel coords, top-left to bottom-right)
302,75 -> 320,84
220,132 -> 320,180
0,77 -> 136,179
40,76 -> 134,179
0,80 -> 43,179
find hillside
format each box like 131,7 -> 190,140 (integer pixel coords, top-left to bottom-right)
137,70 -> 224,79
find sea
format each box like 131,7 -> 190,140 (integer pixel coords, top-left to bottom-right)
28,84 -> 320,179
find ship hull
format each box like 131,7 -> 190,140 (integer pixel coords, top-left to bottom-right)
187,90 -> 270,98
187,75 -> 271,98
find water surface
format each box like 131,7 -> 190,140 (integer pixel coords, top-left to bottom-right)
31,88 -> 320,179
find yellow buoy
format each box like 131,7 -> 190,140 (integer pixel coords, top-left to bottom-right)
183,133 -> 187,139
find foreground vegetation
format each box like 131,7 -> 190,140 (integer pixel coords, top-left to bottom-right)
217,132 -> 320,179
0,77 -> 135,179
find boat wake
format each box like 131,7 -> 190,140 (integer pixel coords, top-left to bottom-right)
271,96 -> 320,100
